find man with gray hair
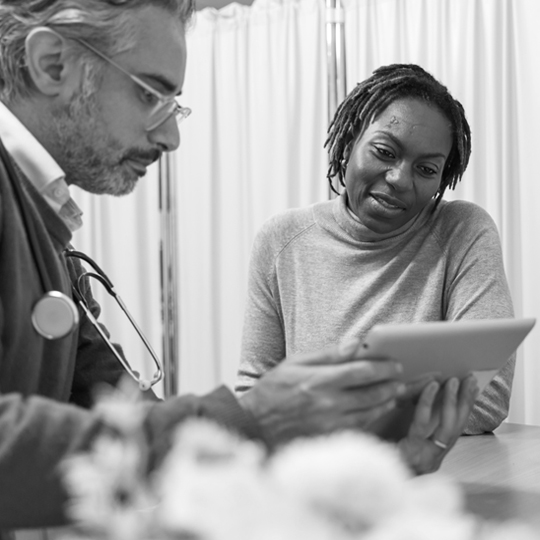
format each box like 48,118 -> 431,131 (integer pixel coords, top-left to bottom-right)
0,0 -> 478,532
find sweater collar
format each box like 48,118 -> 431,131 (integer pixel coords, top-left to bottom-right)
333,191 -> 436,244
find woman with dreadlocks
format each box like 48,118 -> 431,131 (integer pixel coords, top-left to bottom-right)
236,64 -> 514,437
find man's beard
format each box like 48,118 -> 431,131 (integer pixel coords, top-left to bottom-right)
48,89 -> 159,196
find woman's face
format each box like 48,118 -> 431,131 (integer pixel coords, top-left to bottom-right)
344,98 -> 453,234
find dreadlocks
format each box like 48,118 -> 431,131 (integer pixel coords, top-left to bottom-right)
325,64 -> 472,205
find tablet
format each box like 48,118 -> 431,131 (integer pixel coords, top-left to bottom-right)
361,317 -> 536,388
360,317 -> 536,442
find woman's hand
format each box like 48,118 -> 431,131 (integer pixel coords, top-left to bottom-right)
398,374 -> 480,474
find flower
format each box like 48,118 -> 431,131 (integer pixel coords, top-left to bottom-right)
60,391 -> 540,540
152,419 -> 342,540
92,377 -> 146,435
62,433 -> 156,540
270,430 -> 411,534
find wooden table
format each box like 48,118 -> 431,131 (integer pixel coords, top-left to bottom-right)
437,422 -> 540,529
15,422 -> 540,540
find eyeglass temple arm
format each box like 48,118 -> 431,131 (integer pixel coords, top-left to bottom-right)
73,37 -> 163,100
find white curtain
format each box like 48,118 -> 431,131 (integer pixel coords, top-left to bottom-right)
72,0 -> 540,425
174,0 -> 329,393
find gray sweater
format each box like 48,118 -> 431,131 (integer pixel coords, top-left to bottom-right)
237,193 -> 515,435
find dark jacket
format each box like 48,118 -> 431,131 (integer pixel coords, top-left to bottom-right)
0,141 -> 260,530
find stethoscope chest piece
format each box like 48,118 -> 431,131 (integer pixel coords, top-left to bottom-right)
32,291 -> 80,340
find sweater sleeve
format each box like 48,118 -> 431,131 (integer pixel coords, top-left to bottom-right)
439,201 -> 515,434
236,219 -> 287,395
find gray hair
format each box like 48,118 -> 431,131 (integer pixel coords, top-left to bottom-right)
0,0 -> 195,103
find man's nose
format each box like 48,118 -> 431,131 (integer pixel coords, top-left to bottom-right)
148,115 -> 181,152
385,163 -> 412,190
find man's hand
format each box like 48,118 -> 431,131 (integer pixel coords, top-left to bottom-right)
398,374 -> 480,474
238,339 -> 404,447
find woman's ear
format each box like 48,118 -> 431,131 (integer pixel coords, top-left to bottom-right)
25,27 -> 76,97
341,144 -> 352,169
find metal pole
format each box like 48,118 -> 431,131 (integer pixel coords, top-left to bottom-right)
159,152 -> 180,397
326,0 -> 347,198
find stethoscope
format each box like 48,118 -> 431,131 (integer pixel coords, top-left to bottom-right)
0,140 -> 162,390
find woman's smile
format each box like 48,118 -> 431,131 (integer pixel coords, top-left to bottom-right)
369,191 -> 407,212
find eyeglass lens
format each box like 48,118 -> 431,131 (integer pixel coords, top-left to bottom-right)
147,101 -> 191,132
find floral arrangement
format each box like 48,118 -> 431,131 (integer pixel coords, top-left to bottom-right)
62,385 -> 539,540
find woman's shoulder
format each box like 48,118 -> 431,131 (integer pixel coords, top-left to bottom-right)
263,203 -> 316,230
435,198 -> 497,230
430,199 -> 501,249
255,200 -> 330,247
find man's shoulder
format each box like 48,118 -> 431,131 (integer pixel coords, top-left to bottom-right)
0,142 -> 11,191
0,145 -> 13,237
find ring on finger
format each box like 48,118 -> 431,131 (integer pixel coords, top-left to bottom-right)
432,438 -> 449,450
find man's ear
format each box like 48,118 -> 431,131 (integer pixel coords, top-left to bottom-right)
25,27 -> 78,97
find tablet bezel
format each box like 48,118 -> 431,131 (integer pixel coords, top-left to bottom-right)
360,317 -> 536,384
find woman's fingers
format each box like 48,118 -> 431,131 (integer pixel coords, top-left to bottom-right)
430,375 -> 480,448
399,374 -> 438,402
432,377 -> 459,445
408,380 -> 440,438
457,374 -> 480,424
400,375 -> 481,475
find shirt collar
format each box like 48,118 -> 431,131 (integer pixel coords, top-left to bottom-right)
0,100 -> 83,231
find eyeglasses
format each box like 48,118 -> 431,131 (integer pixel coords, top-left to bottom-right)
64,248 -> 163,391
72,36 -> 191,132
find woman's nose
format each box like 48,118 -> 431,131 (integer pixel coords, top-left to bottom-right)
385,164 -> 412,190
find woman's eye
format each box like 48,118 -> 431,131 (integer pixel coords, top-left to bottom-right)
419,165 -> 437,176
375,146 -> 395,159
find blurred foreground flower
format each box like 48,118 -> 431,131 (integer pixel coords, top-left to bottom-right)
61,390 -> 540,540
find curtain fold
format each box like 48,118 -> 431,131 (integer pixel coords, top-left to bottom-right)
72,0 -> 540,424
174,0 -> 328,394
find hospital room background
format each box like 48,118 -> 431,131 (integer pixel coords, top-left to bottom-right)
70,0 -> 540,426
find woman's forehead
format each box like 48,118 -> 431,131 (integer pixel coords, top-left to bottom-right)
360,98 -> 453,155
